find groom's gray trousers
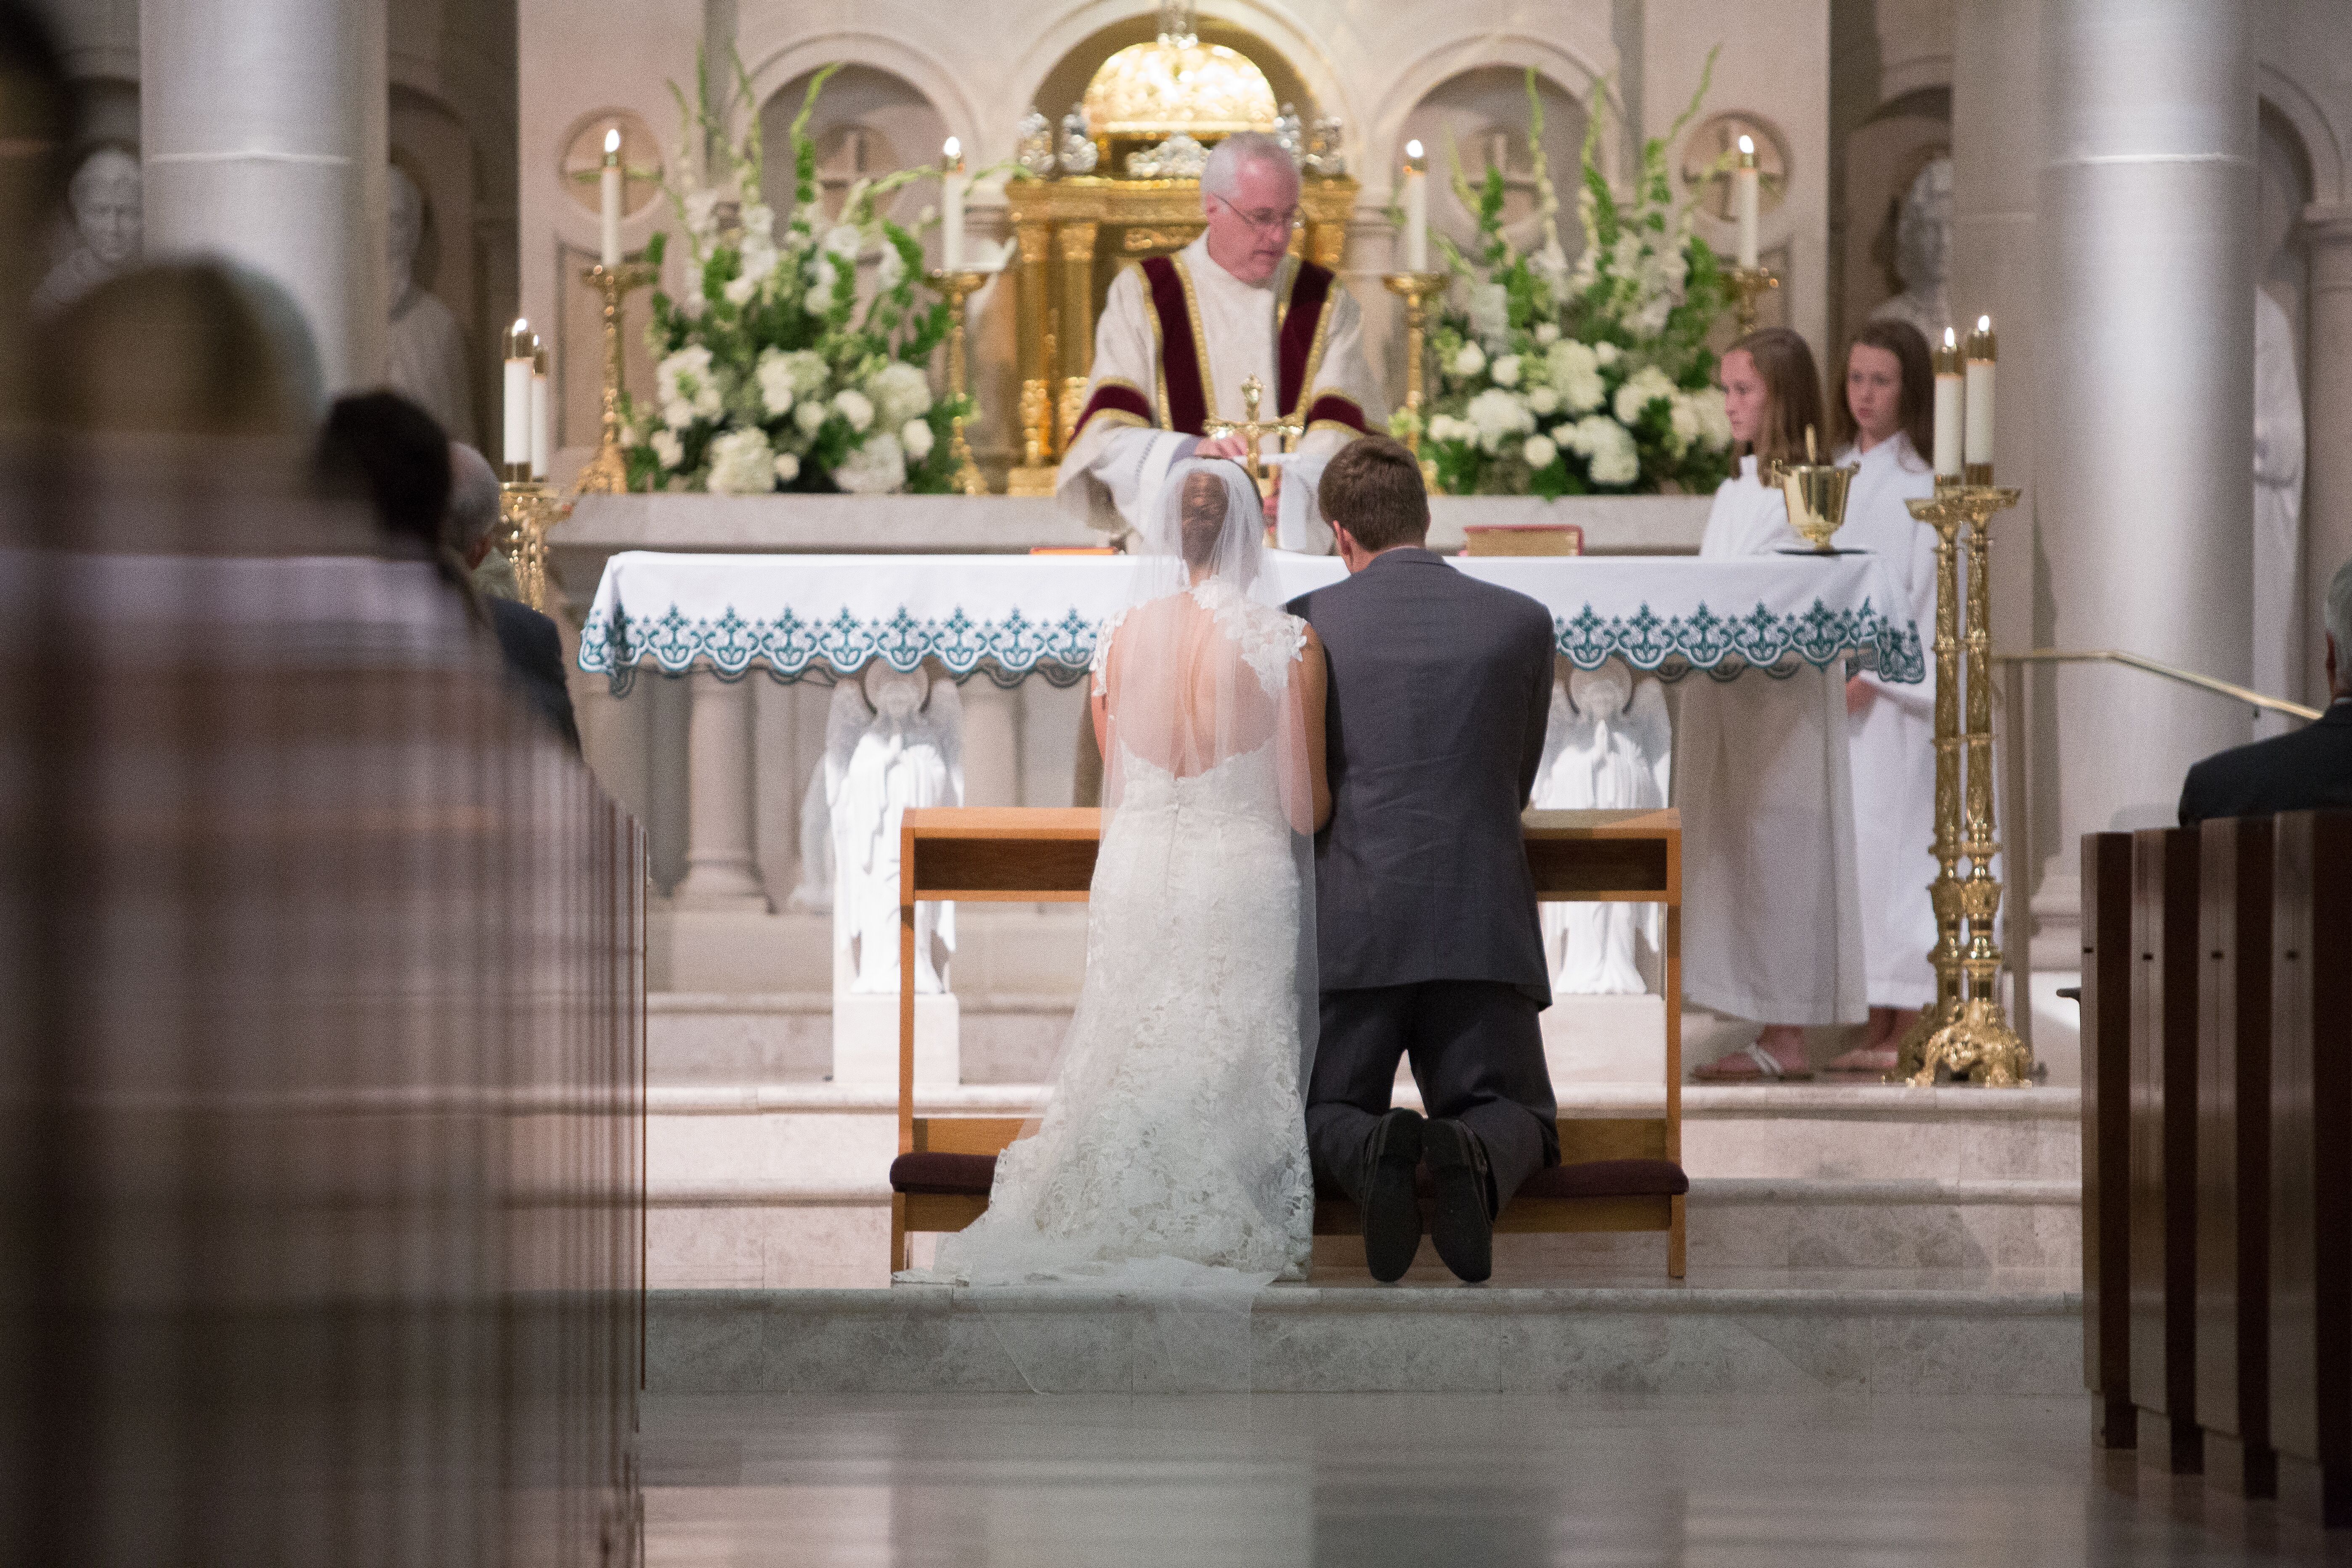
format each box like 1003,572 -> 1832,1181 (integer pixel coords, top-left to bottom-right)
1306,981 -> 1559,1212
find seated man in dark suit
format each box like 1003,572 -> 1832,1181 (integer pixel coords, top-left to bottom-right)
444,440 -> 580,752
2179,557 -> 2352,822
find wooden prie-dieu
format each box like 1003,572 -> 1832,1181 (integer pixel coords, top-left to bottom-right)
886,807 -> 1690,1279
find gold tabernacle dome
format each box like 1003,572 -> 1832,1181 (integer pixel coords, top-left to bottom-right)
1081,3 -> 1277,137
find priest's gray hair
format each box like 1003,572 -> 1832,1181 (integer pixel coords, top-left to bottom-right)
1202,131 -> 1298,200
2327,556 -> 2352,668
445,441 -> 502,556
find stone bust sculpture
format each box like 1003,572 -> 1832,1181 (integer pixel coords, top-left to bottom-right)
33,146 -> 141,315
1869,155 -> 1952,344
383,164 -> 477,443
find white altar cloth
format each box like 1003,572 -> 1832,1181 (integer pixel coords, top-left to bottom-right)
577,552 -> 1925,692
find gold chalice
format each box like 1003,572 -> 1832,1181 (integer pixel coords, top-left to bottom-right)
1767,426 -> 1858,553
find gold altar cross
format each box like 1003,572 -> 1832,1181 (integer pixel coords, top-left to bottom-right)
1201,374 -> 1304,497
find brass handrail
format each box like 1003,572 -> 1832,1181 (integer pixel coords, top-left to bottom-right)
1993,648 -> 2324,723
1991,648 -> 2322,1061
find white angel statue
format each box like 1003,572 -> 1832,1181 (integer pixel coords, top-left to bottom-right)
826,661 -> 964,993
1534,661 -> 1672,994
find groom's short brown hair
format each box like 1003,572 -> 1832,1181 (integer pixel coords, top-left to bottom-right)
1319,435 -> 1429,553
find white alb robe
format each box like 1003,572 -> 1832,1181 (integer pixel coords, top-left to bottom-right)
1056,234 -> 1384,554
1675,456 -> 1869,1026
1832,434 -> 1939,1009
2253,289 -> 2305,733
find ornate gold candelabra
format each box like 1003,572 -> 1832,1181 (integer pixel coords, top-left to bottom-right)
574,260 -> 659,496
925,269 -> 991,496
495,482 -> 571,616
1725,265 -> 1778,337
1896,478 -> 2031,1086
1380,271 -> 1449,456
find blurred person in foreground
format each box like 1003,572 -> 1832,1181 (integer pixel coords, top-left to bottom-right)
2178,556 -> 2352,821
316,392 -> 578,751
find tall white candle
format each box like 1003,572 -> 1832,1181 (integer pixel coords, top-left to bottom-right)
940,138 -> 966,272
1964,313 -> 1996,471
502,318 -> 532,472
600,127 -> 623,269
1734,135 -> 1760,270
1932,327 -> 1964,478
528,338 -> 550,481
1402,140 -> 1428,273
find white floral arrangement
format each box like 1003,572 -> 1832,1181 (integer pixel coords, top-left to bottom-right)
623,59 -> 964,495
1405,59 -> 1736,499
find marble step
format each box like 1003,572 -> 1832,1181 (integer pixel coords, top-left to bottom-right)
646,1275 -> 2081,1396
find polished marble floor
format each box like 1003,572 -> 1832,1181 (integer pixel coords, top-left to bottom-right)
643,1390 -> 2348,1565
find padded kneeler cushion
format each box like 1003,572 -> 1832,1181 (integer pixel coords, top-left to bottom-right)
890,1151 -> 998,1196
1515,1158 -> 1689,1200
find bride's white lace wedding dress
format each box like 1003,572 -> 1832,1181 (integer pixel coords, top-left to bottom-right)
924,474 -> 1319,1288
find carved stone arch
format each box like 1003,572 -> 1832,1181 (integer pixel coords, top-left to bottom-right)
1371,34 -> 1621,202
736,25 -> 985,161
1002,0 -> 1352,169
2258,63 -> 2344,208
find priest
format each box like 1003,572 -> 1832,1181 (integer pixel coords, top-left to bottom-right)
1056,131 -> 1383,554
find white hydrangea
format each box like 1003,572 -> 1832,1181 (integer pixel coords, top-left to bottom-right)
773,451 -> 801,485
778,349 -> 829,396
831,430 -> 906,494
754,348 -> 797,419
1533,322 -> 1561,346
676,289 -> 706,321
1594,342 -> 1622,367
1522,434 -> 1558,472
1467,281 -> 1510,346
1526,386 -> 1561,417
832,388 -> 874,433
1547,340 -> 1607,414
1490,354 -> 1522,389
724,272 -> 760,307
1686,385 -> 1733,449
1666,391 -> 1700,456
705,426 -> 778,494
1464,387 -> 1534,454
901,418 -> 935,462
1564,414 -> 1640,486
1451,341 -> 1487,378
661,397 -> 695,432
867,361 -> 933,429
649,428 -> 685,470
1613,366 -> 1678,428
794,400 -> 828,436
1427,414 -> 1471,446
805,285 -> 834,314
656,345 -> 722,418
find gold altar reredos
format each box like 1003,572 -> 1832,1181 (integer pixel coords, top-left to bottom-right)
1003,24 -> 1358,494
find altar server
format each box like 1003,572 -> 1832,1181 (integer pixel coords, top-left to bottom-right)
1683,329 -> 1869,1080
1057,132 -> 1384,554
1822,321 -> 1940,1075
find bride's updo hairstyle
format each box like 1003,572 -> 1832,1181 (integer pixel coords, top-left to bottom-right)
1317,434 -> 1428,552
1180,465 -> 1239,569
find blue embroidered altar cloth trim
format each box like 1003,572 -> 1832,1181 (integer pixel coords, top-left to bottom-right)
578,553 -> 1926,692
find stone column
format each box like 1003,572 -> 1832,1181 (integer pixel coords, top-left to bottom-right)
672,671 -> 770,910
2039,0 -> 2257,839
958,674 -> 1020,809
2303,204 -> 2352,701
140,0 -> 388,393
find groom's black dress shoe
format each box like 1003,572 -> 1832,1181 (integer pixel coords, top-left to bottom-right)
1362,1108 -> 1425,1282
1422,1118 -> 1495,1284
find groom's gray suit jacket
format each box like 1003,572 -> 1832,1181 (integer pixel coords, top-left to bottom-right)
1287,548 -> 1556,1004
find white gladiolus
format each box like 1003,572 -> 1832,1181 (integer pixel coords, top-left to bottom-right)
877,245 -> 905,290
724,272 -> 759,307
754,349 -> 797,418
901,419 -> 935,462
650,428 -> 685,470
705,426 -> 778,494
823,223 -> 863,259
1451,341 -> 1486,378
832,389 -> 874,433
794,400 -> 828,436
1534,322 -> 1561,346
1526,386 -> 1561,417
1464,387 -> 1534,453
831,430 -> 906,494
1490,354 -> 1522,388
677,290 -> 706,320
867,361 -> 933,428
773,451 -> 801,484
1523,435 -> 1559,471
1468,281 -> 1510,345
683,187 -> 724,241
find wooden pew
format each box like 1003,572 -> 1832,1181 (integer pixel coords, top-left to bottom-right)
2129,827 -> 2203,1473
887,807 -> 1687,1278
2197,816 -> 2276,1498
2081,830 -> 2135,1450
2267,810 -> 2352,1527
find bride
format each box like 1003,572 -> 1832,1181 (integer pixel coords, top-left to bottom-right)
922,459 -> 1331,1285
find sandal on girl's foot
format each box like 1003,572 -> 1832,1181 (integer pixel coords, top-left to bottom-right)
1693,1040 -> 1814,1083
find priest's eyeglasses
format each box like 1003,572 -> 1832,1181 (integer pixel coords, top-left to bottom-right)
1209,194 -> 1301,234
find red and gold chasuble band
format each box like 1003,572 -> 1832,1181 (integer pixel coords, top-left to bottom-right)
1069,255 -> 1370,443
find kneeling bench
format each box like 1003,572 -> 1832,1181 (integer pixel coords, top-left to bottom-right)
889,807 -> 1686,1277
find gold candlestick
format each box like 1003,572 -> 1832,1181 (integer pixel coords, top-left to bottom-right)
1898,477 -> 2030,1086
573,260 -> 659,496
1725,265 -> 1778,337
1381,271 -> 1449,456
494,482 -> 572,617
925,269 -> 991,496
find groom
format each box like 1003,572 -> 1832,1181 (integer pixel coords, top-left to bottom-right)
1287,435 -> 1561,1284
